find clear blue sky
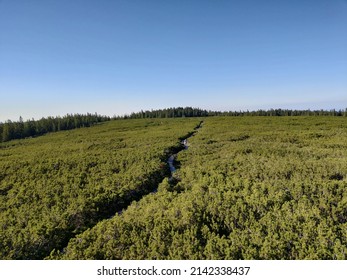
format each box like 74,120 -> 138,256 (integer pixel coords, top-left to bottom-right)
1,0 -> 346,121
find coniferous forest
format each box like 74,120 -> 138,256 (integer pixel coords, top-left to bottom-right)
0,113 -> 110,143
0,114 -> 347,260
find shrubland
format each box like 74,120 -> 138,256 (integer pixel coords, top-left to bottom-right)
0,118 -> 198,259
1,116 -> 346,260
53,116 -> 347,260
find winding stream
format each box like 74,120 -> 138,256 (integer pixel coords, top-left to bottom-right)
51,121 -> 203,257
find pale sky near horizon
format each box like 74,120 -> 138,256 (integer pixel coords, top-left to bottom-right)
0,0 -> 346,121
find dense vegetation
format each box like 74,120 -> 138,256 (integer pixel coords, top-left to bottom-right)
122,107 -> 210,119
51,116 -> 347,260
0,113 -> 110,143
120,107 -> 347,119
0,118 -> 199,259
1,116 -> 346,260
2,108 -> 346,143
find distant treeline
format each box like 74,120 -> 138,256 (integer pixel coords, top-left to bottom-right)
2,107 -> 346,142
216,108 -> 347,117
118,107 -> 347,119
0,113 -> 110,143
118,107 -> 210,119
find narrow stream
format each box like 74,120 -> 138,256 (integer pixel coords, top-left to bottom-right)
114,120 -> 203,213
166,121 -> 202,182
50,121 -> 203,257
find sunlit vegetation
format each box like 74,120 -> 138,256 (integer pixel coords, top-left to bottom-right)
0,118 -> 199,259
120,107 -> 347,119
52,116 -> 347,260
1,108 -> 345,143
1,116 -> 346,260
